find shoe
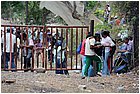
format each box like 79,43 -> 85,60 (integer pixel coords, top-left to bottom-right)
11,70 -> 17,72
97,72 -> 102,76
24,69 -> 29,72
4,68 -> 9,71
65,75 -> 70,78
81,77 -> 85,79
31,70 -> 34,72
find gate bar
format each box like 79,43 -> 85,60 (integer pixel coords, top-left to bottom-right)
76,28 -> 78,69
60,28 -> 63,69
4,27 -> 6,70
15,27 -> 18,70
55,28 -> 58,70
66,28 -> 68,69
10,27 -> 12,70
31,26 -> 34,71
2,25 -> 88,28
80,28 -> 84,70
71,28 -> 73,69
50,27 -> 53,69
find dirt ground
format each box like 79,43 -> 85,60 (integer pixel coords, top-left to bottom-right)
1,68 -> 139,93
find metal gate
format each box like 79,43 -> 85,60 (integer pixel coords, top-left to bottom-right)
1,25 -> 89,71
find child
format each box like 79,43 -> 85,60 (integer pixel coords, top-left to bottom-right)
54,36 -> 69,76
35,39 -> 43,68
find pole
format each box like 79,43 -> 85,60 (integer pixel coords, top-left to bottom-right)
26,1 -> 28,25
90,20 -> 94,35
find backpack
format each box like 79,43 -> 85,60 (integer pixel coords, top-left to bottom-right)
76,42 -> 82,54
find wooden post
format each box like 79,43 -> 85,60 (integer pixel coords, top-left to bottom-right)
90,20 -> 94,35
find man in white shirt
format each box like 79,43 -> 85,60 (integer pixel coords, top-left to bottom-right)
84,34 -> 101,78
101,30 -> 115,76
1,28 -> 16,71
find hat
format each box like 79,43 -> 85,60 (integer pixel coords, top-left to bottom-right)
29,39 -> 34,46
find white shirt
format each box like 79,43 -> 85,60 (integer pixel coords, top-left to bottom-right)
108,7 -> 111,12
1,33 -> 16,53
85,37 -> 96,56
101,36 -> 115,52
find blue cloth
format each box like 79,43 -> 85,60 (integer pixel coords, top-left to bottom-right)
120,43 -> 132,52
82,64 -> 94,77
102,51 -> 110,76
76,42 -> 82,54
39,32 -> 43,42
55,58 -> 68,75
120,18 -> 126,25
5,53 -> 16,69
81,55 -> 86,65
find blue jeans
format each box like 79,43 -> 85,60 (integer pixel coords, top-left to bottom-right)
24,52 -> 32,68
118,52 -> 132,69
55,58 -> 69,75
80,55 -> 86,65
102,51 -> 110,76
81,55 -> 86,77
5,53 -> 16,69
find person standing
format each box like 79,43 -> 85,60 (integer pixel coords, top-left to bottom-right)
104,4 -> 111,23
120,14 -> 126,25
101,31 -> 115,76
54,35 -> 69,76
94,33 -> 103,75
1,27 -> 16,71
84,34 -> 99,78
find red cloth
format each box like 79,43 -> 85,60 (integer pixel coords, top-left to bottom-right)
107,48 -> 113,73
80,39 -> 86,55
116,19 -> 120,26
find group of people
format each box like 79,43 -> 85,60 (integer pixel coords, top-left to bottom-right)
78,30 -> 133,79
1,27 -> 69,75
1,27 -> 133,78
109,14 -> 126,27
104,3 -> 126,28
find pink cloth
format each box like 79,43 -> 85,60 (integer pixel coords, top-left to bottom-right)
80,39 -> 86,55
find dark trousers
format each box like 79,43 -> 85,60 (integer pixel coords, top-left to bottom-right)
55,58 -> 69,75
24,53 -> 32,69
48,50 -> 54,62
5,53 -> 16,69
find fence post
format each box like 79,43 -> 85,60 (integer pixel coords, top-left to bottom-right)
90,20 -> 94,35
